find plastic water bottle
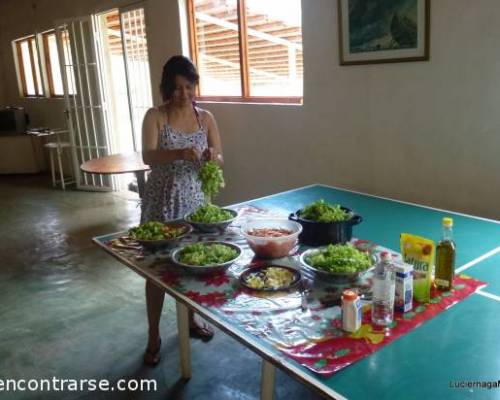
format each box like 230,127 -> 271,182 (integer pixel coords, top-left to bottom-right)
371,251 -> 396,326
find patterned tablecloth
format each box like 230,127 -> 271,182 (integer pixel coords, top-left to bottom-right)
97,206 -> 485,377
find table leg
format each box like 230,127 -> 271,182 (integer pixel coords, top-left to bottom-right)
260,359 -> 276,400
175,301 -> 192,379
135,171 -> 146,198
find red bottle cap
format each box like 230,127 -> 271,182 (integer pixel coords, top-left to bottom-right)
342,289 -> 358,301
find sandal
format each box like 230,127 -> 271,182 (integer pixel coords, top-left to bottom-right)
189,323 -> 214,342
143,338 -> 161,366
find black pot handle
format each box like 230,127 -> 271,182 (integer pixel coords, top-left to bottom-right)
289,213 -> 298,222
350,214 -> 363,225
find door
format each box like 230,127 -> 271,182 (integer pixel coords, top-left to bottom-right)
56,17 -> 113,190
119,4 -> 153,152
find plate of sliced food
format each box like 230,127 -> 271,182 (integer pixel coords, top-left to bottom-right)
239,265 -> 301,291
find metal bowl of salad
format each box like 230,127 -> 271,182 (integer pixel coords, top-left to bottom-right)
299,243 -> 375,281
128,221 -> 193,249
171,241 -> 242,274
184,205 -> 237,233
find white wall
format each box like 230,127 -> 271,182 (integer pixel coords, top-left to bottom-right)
0,13 -> 7,105
200,0 -> 500,220
0,0 -> 499,219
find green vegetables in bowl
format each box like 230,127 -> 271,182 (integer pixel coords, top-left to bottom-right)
299,200 -> 351,223
129,221 -> 188,241
187,204 -> 234,223
178,243 -> 239,266
304,244 -> 372,274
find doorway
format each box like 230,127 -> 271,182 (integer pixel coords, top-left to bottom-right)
56,4 -> 153,191
95,5 -> 153,189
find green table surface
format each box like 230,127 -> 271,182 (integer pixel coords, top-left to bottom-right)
238,184 -> 500,399
465,252 -> 500,298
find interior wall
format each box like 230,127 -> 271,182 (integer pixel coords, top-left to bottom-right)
0,12 -> 7,105
0,0 -> 499,219
196,0 -> 500,220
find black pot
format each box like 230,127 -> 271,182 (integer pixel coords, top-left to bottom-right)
289,207 -> 363,246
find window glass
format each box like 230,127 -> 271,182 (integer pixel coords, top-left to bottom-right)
245,0 -> 303,97
15,36 -> 43,96
193,0 -> 242,96
189,0 -> 303,101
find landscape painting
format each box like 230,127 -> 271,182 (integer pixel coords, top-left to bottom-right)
338,0 -> 429,65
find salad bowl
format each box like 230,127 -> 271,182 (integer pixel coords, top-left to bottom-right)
171,241 -> 242,274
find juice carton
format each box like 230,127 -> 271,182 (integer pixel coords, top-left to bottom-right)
393,260 -> 413,312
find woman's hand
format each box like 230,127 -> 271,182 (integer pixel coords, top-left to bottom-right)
202,147 -> 219,162
180,148 -> 202,162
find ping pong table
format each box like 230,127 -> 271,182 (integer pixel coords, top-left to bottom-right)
94,184 -> 500,399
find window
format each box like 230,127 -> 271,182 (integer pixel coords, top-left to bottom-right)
42,30 -> 76,96
14,36 -> 43,97
187,0 -> 303,103
42,31 -> 63,96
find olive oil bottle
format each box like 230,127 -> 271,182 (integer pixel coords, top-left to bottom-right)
435,217 -> 455,290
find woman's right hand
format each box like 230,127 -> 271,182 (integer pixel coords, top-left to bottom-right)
180,148 -> 202,162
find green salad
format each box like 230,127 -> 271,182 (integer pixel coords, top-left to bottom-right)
187,204 -> 234,223
305,244 -> 372,273
199,161 -> 225,203
299,200 -> 351,222
178,243 -> 239,266
129,221 -> 187,240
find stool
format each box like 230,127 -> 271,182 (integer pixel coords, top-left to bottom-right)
44,141 -> 72,190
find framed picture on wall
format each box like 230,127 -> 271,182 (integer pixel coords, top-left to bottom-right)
338,0 -> 430,65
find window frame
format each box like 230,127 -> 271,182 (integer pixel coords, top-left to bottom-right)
14,35 -> 44,98
41,30 -> 65,98
186,0 -> 302,104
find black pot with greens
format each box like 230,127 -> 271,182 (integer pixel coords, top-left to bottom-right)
289,200 -> 363,246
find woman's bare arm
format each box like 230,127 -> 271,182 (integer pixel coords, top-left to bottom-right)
203,110 -> 224,167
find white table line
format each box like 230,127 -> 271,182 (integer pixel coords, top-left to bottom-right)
476,289 -> 500,303
456,246 -> 500,273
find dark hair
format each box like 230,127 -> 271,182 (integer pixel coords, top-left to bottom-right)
160,55 -> 199,101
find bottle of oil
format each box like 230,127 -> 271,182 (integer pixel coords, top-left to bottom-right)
435,217 -> 455,290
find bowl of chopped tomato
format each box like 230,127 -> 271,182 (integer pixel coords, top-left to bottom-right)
240,219 -> 302,259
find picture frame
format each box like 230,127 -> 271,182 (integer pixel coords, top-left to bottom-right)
338,0 -> 430,65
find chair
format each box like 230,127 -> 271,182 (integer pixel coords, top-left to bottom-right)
43,130 -> 73,190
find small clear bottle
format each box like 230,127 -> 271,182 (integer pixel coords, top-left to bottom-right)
435,217 -> 455,290
371,251 -> 396,326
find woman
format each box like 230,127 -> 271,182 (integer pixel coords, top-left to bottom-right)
140,55 -> 224,366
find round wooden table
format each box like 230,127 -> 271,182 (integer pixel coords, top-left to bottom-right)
80,152 -> 150,197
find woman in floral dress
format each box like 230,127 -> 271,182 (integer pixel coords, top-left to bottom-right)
141,56 -> 224,365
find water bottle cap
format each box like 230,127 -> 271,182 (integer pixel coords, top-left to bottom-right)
380,251 -> 392,262
342,289 -> 358,301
